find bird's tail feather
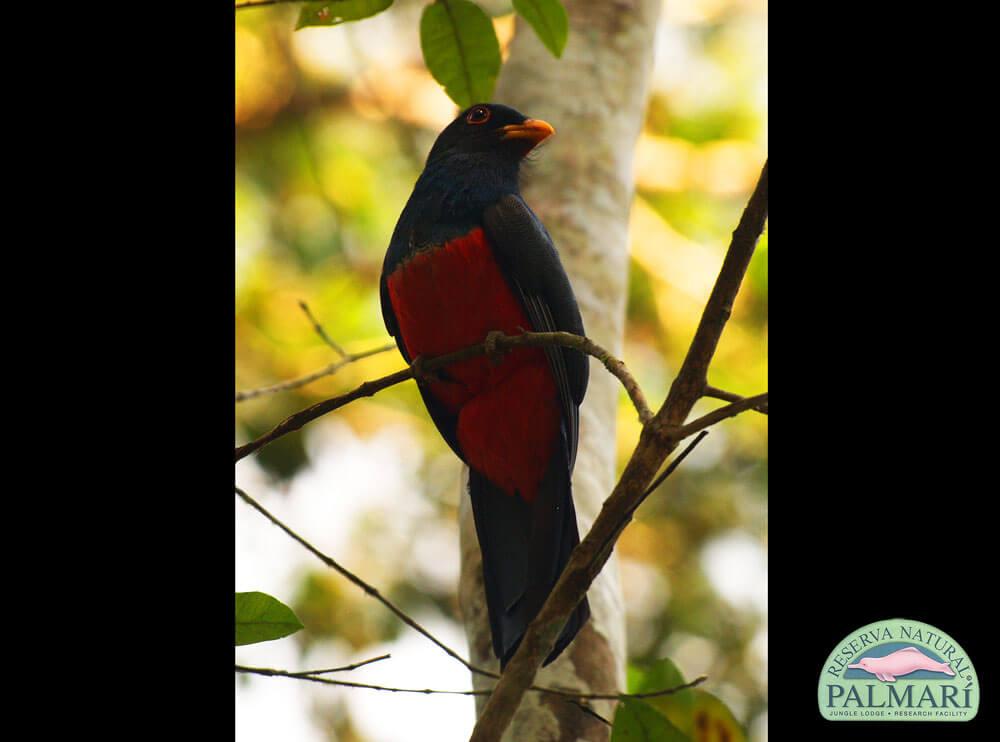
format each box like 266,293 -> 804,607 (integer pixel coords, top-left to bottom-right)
468,450 -> 589,671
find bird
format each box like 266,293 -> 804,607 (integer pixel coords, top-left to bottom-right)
380,103 -> 590,670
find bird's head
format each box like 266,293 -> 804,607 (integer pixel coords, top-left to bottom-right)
425,103 -> 555,167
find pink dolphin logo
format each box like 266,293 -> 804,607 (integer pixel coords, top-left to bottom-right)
848,647 -> 955,682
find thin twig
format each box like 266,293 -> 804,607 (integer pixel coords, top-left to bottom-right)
237,300 -> 395,402
283,654 -> 392,676
299,301 -> 347,357
235,331 -> 651,462
567,700 -> 612,726
606,676 -> 707,700
668,393 -> 768,441
236,664 -> 707,701
236,665 -> 491,695
641,431 -> 709,500
704,385 -> 768,415
235,343 -> 395,403
235,367 -> 415,462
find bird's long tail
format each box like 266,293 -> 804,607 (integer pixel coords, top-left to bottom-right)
468,452 -> 590,671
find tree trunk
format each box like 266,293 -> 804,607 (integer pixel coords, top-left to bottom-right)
458,2 -> 662,738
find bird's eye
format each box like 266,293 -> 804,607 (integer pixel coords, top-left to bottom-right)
466,106 -> 491,125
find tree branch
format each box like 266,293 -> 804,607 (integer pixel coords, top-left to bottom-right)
640,431 -> 709,502
236,665 -> 492,695
235,343 -> 395,402
235,330 -> 652,462
298,300 -> 347,357
703,385 -> 768,415
469,159 -> 768,742
667,392 -> 769,441
283,654 -> 392,676
236,664 -> 706,701
660,161 -> 769,426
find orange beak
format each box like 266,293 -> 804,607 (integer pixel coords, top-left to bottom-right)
499,119 -> 555,145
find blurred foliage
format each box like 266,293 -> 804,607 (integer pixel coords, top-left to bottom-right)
293,573 -> 404,649
237,0 -> 766,738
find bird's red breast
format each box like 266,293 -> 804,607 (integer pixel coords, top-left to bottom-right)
385,227 -> 560,502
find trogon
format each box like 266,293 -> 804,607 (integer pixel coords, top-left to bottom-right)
380,103 -> 590,670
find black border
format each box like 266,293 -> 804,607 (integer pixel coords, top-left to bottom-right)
771,13 -> 993,737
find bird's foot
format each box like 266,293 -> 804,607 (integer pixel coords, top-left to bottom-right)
484,331 -> 508,367
411,356 -> 442,384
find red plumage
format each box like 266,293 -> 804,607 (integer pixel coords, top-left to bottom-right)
385,227 -> 559,502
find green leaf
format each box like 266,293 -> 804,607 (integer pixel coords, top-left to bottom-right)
296,0 -> 394,30
512,0 -> 568,58
629,657 -> 697,725
612,699 -> 690,742
420,0 -> 501,107
629,660 -> 747,742
629,656 -> 687,694
235,591 -> 304,646
678,690 -> 748,742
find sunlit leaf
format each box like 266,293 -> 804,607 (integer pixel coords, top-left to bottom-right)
680,691 -> 747,742
629,656 -> 687,693
235,591 -> 304,645
629,657 -> 697,723
296,0 -> 394,30
631,660 -> 747,742
420,0 -> 501,107
512,0 -> 568,58
612,699 -> 690,742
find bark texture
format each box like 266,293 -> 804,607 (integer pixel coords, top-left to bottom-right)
458,2 -> 662,739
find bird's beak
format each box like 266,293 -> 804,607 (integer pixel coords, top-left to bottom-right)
499,119 -> 555,145
848,664 -> 862,669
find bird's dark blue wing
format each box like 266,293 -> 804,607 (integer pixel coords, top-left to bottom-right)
482,194 -> 588,471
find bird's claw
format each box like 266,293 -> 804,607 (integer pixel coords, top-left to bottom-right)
411,356 -> 442,384
484,331 -> 507,366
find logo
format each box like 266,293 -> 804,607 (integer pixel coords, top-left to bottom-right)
818,618 -> 978,721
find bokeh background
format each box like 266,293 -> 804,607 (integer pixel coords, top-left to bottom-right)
235,0 -> 767,739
